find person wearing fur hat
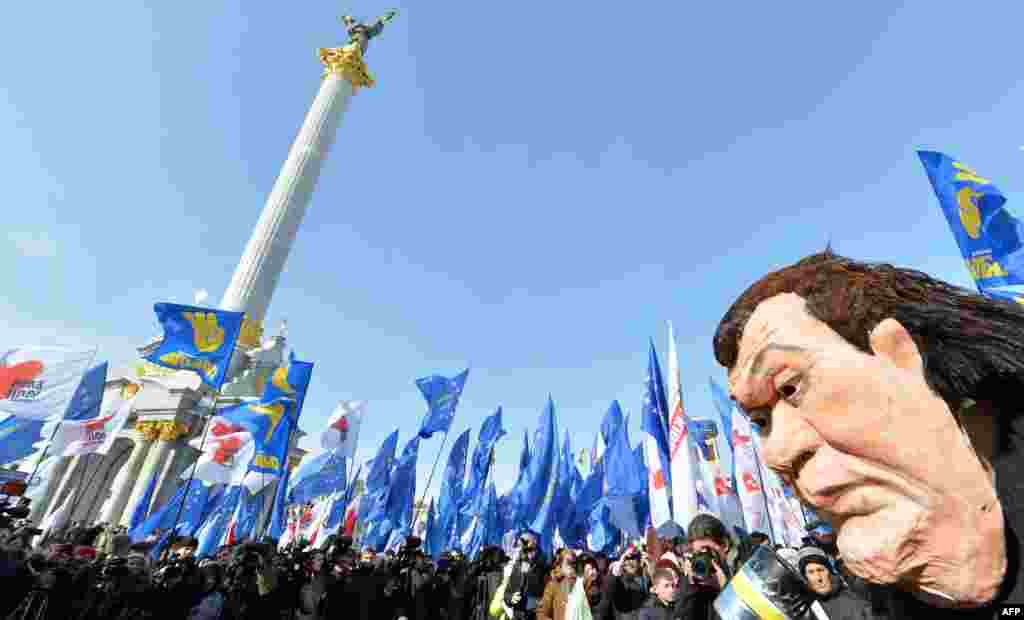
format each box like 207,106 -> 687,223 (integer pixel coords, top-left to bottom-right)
796,546 -> 875,620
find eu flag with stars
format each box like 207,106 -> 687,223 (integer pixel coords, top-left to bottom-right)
288,450 -> 347,504
63,362 -> 108,421
140,303 -> 245,390
0,417 -> 44,466
919,151 -> 1024,289
416,368 -> 470,439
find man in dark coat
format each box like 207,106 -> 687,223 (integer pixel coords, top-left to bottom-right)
595,548 -> 649,620
797,546 -> 874,620
504,532 -> 548,620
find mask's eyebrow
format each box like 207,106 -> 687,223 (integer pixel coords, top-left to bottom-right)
748,343 -> 808,377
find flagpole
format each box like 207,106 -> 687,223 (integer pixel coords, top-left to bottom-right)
261,405 -> 299,541
750,439 -> 777,546
170,391 -> 221,536
412,428 -> 451,530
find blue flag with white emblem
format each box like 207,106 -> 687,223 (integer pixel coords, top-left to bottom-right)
140,303 -> 245,390
416,369 -> 470,439
462,408 -> 506,511
439,429 -> 470,548
919,151 -> 1024,290
384,436 -> 420,536
525,397 -> 559,555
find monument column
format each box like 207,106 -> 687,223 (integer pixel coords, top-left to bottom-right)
219,13 -> 394,356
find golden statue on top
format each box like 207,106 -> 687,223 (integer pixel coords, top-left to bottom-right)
319,9 -> 398,90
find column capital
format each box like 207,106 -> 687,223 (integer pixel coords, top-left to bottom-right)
135,420 -> 190,442
318,45 -> 374,90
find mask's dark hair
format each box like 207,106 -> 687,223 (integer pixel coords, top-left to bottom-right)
713,250 -> 1024,420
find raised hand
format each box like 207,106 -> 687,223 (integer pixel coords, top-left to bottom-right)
184,312 -> 225,353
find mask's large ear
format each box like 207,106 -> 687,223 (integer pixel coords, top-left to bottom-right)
868,318 -> 925,377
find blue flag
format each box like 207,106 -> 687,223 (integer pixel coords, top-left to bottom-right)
196,485 -> 242,558
554,430 -> 576,541
525,397 -> 559,555
218,398 -> 297,477
288,450 -> 347,504
633,443 -> 651,530
439,429 -> 471,547
0,416 -> 44,465
642,339 -> 673,526
416,368 -> 470,439
268,462 -> 292,541
64,362 -> 109,421
918,151 -> 1024,290
462,481 -> 497,560
259,352 -> 315,410
508,428 -> 532,531
586,498 -> 621,555
140,303 -> 245,390
365,430 -> 399,493
129,471 -> 160,531
384,436 -> 420,535
425,499 -> 443,559
129,480 -> 210,542
176,482 -> 217,537
230,487 -> 265,543
605,402 -> 645,538
463,408 -> 506,510
600,400 -> 624,448
322,463 -> 358,540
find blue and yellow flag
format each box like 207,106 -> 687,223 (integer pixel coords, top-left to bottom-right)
141,303 -> 245,390
258,352 -> 314,409
218,398 -> 297,476
918,151 -> 1024,289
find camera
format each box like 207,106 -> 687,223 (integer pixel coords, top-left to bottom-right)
689,549 -> 719,582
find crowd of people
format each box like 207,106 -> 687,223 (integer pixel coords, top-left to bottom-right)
0,499 -> 883,620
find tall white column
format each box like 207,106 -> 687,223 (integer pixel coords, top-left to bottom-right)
99,436 -> 153,525
220,72 -> 354,324
120,436 -> 173,527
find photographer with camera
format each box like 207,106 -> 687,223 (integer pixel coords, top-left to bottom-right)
503,531 -> 548,620
676,514 -> 733,620
595,545 -> 649,620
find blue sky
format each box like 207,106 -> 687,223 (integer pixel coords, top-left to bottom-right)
2,3 -> 1022,498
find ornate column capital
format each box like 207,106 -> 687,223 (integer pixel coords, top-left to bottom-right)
135,420 -> 191,442
318,45 -> 374,90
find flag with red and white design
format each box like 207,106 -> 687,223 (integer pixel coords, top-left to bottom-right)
321,400 -> 364,458
666,321 -> 701,532
0,347 -> 95,421
730,401 -> 770,538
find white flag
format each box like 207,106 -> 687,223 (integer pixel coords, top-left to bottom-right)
321,400 -> 364,457
0,347 -> 95,421
730,404 -> 770,537
666,321 -> 700,530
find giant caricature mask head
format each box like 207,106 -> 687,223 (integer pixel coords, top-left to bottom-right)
713,250 -> 1022,607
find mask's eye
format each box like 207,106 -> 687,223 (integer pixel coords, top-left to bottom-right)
742,406 -> 771,435
774,370 -> 803,404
